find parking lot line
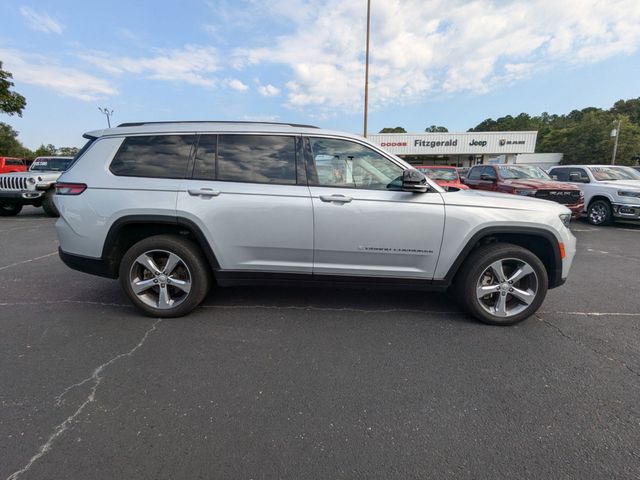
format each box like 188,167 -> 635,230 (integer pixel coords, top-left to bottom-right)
0,251 -> 58,272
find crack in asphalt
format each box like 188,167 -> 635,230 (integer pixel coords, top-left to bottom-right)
5,319 -> 162,480
537,315 -> 640,381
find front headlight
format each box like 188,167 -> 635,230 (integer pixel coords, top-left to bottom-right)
559,213 -> 571,227
515,189 -> 535,196
618,190 -> 640,198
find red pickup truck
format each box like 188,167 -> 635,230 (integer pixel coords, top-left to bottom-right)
464,164 -> 584,216
0,157 -> 27,174
415,166 -> 469,191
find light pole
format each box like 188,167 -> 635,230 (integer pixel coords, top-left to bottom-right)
363,0 -> 371,138
611,118 -> 621,165
98,107 -> 114,128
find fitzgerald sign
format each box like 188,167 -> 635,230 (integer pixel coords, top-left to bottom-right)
370,131 -> 537,155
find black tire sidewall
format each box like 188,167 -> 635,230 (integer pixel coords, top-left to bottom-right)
42,191 -> 60,217
587,200 -> 612,226
0,204 -> 23,216
458,243 -> 549,326
118,235 -> 211,318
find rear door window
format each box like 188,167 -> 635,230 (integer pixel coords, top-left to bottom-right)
110,135 -> 194,178
216,135 -> 297,184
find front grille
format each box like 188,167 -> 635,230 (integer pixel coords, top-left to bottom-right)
0,176 -> 28,191
535,190 -> 581,205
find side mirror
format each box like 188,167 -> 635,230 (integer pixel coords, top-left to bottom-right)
480,173 -> 496,182
402,169 -> 428,193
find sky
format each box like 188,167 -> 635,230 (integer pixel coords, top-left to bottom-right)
1,0 -> 640,149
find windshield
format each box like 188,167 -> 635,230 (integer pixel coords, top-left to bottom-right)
588,166 -> 640,181
419,168 -> 459,181
29,157 -> 74,172
498,165 -> 550,180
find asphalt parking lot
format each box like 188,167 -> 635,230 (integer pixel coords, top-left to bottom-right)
1,207 -> 639,480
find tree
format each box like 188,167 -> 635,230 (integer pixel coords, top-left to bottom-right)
34,144 -> 58,157
0,122 -> 32,157
0,62 -> 26,116
57,146 -> 79,156
611,98 -> 640,126
379,127 -> 406,133
425,125 -> 448,132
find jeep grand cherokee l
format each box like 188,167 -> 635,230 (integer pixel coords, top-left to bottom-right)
54,121 -> 576,325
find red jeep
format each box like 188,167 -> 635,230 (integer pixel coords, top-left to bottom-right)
0,157 -> 27,174
464,164 -> 584,216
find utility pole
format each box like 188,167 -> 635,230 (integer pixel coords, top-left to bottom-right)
611,118 -> 621,165
363,0 -> 371,138
98,107 -> 114,128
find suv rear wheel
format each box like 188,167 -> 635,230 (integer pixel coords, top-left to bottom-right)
457,243 -> 548,325
119,235 -> 211,317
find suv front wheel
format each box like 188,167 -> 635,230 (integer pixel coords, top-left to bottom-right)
457,243 -> 548,325
119,235 -> 211,317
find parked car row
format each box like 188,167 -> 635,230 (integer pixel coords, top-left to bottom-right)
429,163 -> 640,227
0,156 -> 74,216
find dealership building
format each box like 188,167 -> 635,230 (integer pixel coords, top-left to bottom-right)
368,131 -> 561,168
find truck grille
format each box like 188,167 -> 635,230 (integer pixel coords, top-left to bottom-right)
535,190 -> 581,205
0,176 -> 28,191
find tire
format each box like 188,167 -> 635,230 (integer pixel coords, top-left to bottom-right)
456,243 -> 548,326
42,191 -> 60,217
587,199 -> 612,226
0,203 -> 23,216
119,235 -> 211,318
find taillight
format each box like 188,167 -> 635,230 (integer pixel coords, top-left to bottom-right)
55,182 -> 87,195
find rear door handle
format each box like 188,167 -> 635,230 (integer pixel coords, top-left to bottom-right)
188,188 -> 220,197
319,194 -> 352,203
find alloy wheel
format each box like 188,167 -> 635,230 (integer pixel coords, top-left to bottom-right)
476,258 -> 539,318
129,249 -> 192,309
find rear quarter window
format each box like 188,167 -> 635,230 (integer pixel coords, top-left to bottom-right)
110,135 -> 194,178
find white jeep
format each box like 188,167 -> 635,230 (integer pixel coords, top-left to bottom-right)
0,156 -> 74,216
548,165 -> 640,225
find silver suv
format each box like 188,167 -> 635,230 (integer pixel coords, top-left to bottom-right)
55,121 -> 576,325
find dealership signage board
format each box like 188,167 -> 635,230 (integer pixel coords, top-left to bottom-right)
368,131 -> 537,155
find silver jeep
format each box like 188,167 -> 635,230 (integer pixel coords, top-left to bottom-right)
54,121 -> 576,325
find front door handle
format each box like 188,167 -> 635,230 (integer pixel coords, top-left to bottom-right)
319,194 -> 353,203
188,188 -> 220,197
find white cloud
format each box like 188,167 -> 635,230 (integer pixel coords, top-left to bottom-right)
235,0 -> 640,115
80,45 -> 220,87
225,78 -> 249,91
19,6 -> 64,35
0,48 -> 116,101
257,84 -> 280,97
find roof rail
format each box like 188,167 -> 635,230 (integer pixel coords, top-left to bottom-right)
116,120 -> 319,129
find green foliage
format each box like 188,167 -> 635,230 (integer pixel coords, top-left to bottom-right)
379,126 -> 407,133
34,144 -> 58,157
425,125 -> 448,132
57,146 -> 80,156
0,122 -> 32,157
0,62 -> 27,116
469,98 -> 640,165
